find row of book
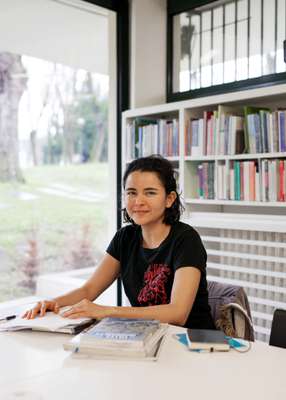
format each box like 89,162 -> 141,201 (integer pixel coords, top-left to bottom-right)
126,118 -> 179,160
185,106 -> 286,156
196,159 -> 286,202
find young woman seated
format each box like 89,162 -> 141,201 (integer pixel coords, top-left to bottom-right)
24,155 -> 215,329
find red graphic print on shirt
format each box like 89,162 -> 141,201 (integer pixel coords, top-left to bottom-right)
137,263 -> 171,305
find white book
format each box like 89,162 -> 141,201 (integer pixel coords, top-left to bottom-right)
0,307 -> 93,334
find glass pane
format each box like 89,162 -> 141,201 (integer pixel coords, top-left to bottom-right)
236,0 -> 248,80
172,0 -> 286,93
276,0 -> 286,73
224,2 -> 236,83
263,0 -> 276,75
201,10 -> 212,87
249,0 -> 262,78
190,14 -> 201,90
212,7 -> 223,85
0,1 -> 117,303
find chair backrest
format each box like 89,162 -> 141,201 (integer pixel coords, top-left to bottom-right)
207,280 -> 254,341
269,309 -> 286,349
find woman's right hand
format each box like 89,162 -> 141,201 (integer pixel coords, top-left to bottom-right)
22,300 -> 60,319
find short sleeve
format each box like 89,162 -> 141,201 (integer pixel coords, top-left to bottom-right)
172,228 -> 207,273
106,229 -> 122,262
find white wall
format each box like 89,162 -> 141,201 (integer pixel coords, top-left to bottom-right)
130,0 -> 167,108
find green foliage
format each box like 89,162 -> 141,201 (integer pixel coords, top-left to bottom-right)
0,163 -> 109,301
43,91 -> 108,164
73,94 -> 108,162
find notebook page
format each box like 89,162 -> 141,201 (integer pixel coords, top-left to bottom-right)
0,308 -> 89,332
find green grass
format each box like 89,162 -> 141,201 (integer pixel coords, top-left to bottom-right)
0,163 -> 110,301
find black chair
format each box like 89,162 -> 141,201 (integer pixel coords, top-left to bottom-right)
269,309 -> 286,349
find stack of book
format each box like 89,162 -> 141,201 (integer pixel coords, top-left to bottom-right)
63,317 -> 168,360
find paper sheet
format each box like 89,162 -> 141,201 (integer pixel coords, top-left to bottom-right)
0,307 -> 89,332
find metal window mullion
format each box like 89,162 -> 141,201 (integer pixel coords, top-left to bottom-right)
188,13 -> 192,90
234,0 -> 238,81
211,8 -> 214,86
247,0 -> 250,79
199,13 -> 202,88
274,0 -> 278,73
222,4 -> 225,84
261,0 -> 264,75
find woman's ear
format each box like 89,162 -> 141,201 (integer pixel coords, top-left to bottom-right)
166,191 -> 177,208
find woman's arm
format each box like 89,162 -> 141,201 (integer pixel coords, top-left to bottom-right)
54,253 -> 121,306
63,266 -> 201,326
24,253 -> 120,319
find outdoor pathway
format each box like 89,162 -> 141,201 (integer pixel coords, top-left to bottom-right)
37,183 -> 107,202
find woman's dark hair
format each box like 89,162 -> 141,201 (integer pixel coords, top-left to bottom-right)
122,155 -> 184,225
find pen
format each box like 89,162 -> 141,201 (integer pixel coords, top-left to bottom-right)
0,315 -> 17,322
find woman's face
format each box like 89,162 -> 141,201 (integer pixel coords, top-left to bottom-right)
124,171 -> 176,228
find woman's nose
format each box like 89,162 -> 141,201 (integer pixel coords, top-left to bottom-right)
135,194 -> 145,204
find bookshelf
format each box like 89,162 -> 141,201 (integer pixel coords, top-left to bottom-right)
122,83 -> 286,343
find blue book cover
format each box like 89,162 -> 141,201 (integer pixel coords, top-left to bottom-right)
82,318 -> 160,343
279,111 -> 286,152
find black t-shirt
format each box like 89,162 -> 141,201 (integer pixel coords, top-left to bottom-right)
106,221 -> 215,329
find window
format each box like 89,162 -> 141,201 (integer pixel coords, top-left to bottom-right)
169,0 -> 286,100
0,0 -> 125,303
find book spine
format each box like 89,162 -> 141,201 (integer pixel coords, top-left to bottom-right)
279,111 -> 286,152
197,164 -> 204,199
234,161 -> 240,201
279,160 -> 285,202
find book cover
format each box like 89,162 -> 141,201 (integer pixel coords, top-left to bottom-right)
197,164 -> 204,199
244,106 -> 270,153
278,160 -> 285,202
278,111 -> 286,152
249,161 -> 256,201
234,161 -> 241,201
259,110 -> 269,153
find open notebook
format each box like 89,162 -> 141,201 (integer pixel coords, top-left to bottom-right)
0,307 -> 94,334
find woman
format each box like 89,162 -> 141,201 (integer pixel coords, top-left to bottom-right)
24,155 -> 215,329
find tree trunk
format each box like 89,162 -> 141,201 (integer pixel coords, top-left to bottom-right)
30,130 -> 38,166
93,123 -> 106,162
0,52 -> 27,182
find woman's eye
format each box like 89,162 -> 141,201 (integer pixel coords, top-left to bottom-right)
146,191 -> 156,196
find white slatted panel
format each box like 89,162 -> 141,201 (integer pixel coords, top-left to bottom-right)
186,213 -> 286,343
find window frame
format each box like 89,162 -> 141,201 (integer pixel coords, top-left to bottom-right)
167,0 -> 286,102
84,0 -> 129,306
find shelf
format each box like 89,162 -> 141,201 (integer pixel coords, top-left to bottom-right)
184,152 -> 286,161
183,212 -> 286,232
123,82 -> 286,345
126,156 -> 180,164
184,198 -> 286,207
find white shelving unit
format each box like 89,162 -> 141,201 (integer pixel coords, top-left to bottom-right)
122,83 -> 286,342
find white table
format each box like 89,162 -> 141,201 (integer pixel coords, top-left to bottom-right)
0,300 -> 286,400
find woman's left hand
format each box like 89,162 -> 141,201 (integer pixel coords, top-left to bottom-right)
61,299 -> 110,320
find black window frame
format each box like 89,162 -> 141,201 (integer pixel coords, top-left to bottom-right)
167,0 -> 286,102
83,0 -> 129,305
